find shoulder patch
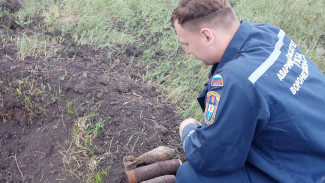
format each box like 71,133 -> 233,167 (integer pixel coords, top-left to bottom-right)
204,91 -> 221,125
211,74 -> 223,87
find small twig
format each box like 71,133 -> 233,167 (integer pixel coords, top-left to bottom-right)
40,125 -> 48,133
39,166 -> 46,182
122,99 -> 137,105
108,136 -> 114,154
131,134 -> 140,152
132,90 -> 143,99
148,118 -> 159,126
61,114 -> 66,129
56,178 -> 68,181
13,154 -> 24,182
66,140 -> 73,152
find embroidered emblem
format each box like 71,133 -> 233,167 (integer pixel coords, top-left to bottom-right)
211,74 -> 223,87
204,91 -> 221,125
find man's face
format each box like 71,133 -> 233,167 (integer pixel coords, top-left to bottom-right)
174,22 -> 218,65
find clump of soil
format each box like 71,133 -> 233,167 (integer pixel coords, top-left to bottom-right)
0,1 -> 184,182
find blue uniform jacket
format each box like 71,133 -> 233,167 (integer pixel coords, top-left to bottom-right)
181,20 -> 325,182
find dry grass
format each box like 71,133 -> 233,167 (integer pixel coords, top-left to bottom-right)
60,113 -> 109,182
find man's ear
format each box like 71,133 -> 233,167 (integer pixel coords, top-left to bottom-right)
200,28 -> 215,46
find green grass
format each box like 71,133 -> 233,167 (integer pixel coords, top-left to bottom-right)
6,0 -> 325,182
16,30 -> 61,60
12,0 -> 325,137
234,0 -> 325,71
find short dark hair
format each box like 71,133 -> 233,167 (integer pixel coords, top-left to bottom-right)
170,0 -> 235,30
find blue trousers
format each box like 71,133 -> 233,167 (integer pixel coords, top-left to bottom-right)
176,162 -> 276,183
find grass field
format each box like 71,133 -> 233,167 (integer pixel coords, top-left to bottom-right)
2,0 -> 324,182
13,0 -> 324,120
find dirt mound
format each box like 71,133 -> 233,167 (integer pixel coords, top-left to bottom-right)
0,2 -> 184,183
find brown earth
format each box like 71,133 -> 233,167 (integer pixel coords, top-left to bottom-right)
0,1 -> 184,183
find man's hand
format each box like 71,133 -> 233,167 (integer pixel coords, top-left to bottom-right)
179,118 -> 199,136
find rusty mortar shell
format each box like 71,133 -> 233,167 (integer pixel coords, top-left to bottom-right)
124,146 -> 176,170
141,175 -> 176,183
136,146 -> 176,165
125,159 -> 182,183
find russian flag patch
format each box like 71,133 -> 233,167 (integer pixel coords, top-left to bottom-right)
211,74 -> 223,87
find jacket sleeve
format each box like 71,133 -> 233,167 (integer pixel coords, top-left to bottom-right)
182,74 -> 270,176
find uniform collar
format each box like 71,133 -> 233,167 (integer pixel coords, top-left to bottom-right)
212,20 -> 252,74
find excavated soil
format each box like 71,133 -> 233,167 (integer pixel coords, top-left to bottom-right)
0,2 -> 184,183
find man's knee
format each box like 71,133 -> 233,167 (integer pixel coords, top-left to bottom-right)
176,162 -> 262,183
176,162 -> 201,183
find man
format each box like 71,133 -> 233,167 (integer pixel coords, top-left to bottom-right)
171,0 -> 325,182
